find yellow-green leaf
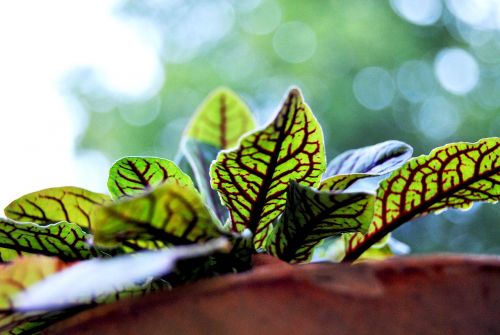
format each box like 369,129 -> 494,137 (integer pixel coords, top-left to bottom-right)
93,181 -> 223,247
343,138 -> 500,262
210,88 -> 326,248
0,219 -> 94,262
184,87 -> 256,149
267,182 -> 374,263
4,187 -> 110,230
0,256 -> 69,334
107,157 -> 193,200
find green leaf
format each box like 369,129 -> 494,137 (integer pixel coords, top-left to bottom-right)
0,310 -> 74,335
93,181 -> 223,247
14,238 -> 230,311
0,256 -> 69,334
0,219 -> 95,262
325,140 -> 413,177
319,173 -> 375,191
267,182 -> 374,263
210,88 -> 326,248
182,140 -> 229,223
181,88 -> 257,223
343,138 -> 500,262
184,87 -> 256,149
4,187 -> 111,230
175,152 -> 197,187
107,157 -> 193,200
0,255 -> 162,334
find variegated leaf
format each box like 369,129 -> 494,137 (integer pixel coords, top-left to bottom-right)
184,87 -> 256,149
0,219 -> 94,262
343,138 -> 500,262
93,181 -> 223,247
107,157 -> 193,200
267,182 -> 374,263
4,187 -> 110,230
210,88 -> 326,248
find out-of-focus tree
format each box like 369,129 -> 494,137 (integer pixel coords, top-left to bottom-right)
66,0 -> 500,255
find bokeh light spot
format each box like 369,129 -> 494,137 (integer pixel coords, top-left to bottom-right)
415,96 -> 461,140
353,67 -> 395,110
434,48 -> 479,95
119,97 -> 161,127
397,60 -> 436,103
391,0 -> 442,26
446,0 -> 496,29
272,21 -> 317,63
240,0 -> 281,35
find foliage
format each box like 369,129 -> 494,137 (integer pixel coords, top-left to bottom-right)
1,88 -> 498,333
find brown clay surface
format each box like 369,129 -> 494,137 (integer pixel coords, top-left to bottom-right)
46,254 -> 500,335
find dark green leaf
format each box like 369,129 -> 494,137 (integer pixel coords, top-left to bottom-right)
182,140 -> 229,223
325,140 -> 413,177
267,182 -> 374,263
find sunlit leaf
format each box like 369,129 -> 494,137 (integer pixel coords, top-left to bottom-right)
183,140 -> 229,223
210,88 -> 326,248
0,256 -> 69,334
343,138 -> 500,262
325,140 -> 413,177
184,87 -> 256,149
267,182 -> 374,263
14,238 -> 230,311
4,187 -> 110,230
93,181 -> 223,247
181,88 -> 256,223
0,218 -> 94,262
107,157 -> 193,200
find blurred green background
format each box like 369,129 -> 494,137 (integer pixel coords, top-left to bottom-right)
66,0 -> 499,255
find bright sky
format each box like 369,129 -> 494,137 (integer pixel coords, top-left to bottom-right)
0,0 -> 163,209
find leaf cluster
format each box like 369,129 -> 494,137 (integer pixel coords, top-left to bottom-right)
0,87 -> 498,333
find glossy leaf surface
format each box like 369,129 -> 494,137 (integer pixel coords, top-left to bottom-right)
4,187 -> 110,230
211,88 -> 326,248
108,157 -> 193,200
93,181 -> 223,247
184,87 -> 256,149
344,138 -> 500,262
325,140 -> 413,177
267,182 -> 374,263
0,219 -> 94,262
